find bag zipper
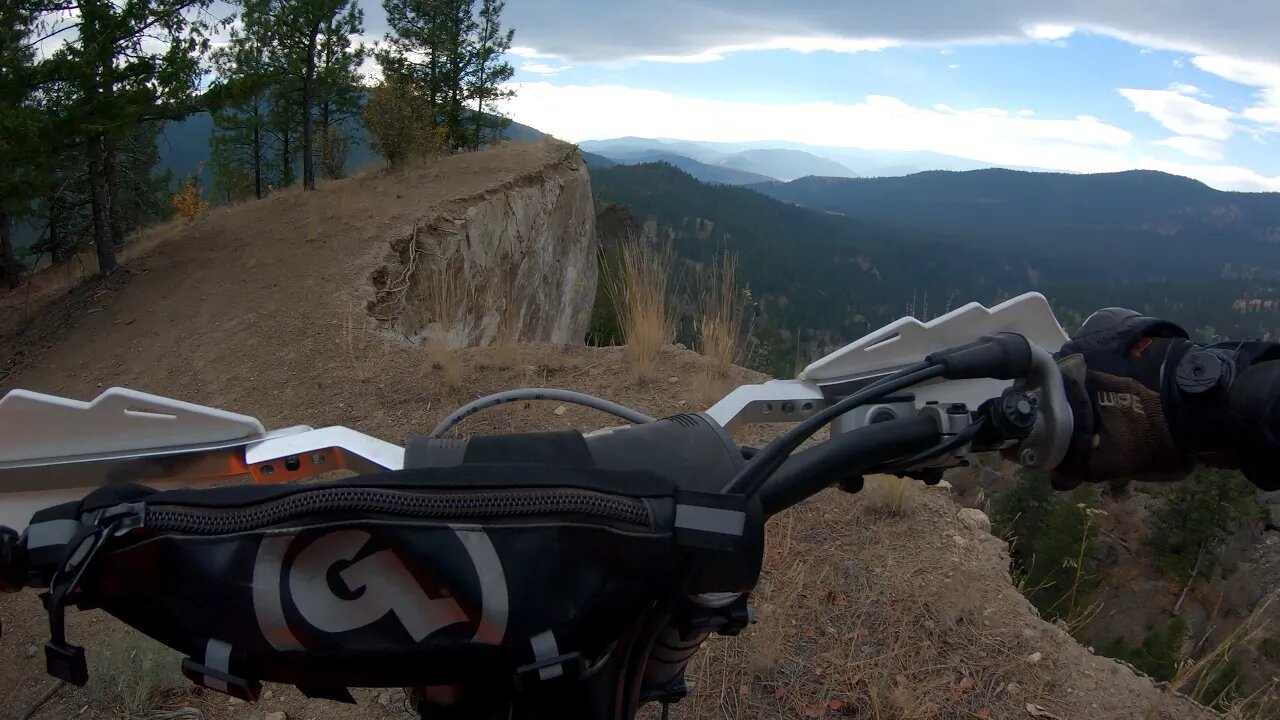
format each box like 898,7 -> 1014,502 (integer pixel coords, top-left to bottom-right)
141,487 -> 652,535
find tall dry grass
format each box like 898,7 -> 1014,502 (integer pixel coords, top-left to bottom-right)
413,246 -> 468,390
697,250 -> 749,374
861,474 -> 917,517
694,250 -> 749,404
603,240 -> 676,381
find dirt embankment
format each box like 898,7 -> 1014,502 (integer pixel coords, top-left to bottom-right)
0,142 -> 1224,720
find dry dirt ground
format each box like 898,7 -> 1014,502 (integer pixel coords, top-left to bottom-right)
0,143 -> 1222,720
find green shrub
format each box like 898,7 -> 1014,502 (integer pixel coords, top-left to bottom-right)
992,470 -> 1101,622
1147,467 -> 1260,582
1098,617 -> 1187,681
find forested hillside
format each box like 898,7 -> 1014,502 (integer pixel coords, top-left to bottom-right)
592,162 -> 1280,373
753,170 -> 1280,275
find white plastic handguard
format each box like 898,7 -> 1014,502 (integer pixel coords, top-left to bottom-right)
706,292 -> 1071,433
0,387 -> 265,462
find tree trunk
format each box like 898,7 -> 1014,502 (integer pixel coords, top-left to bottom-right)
0,207 -> 19,290
253,121 -> 262,199
320,101 -> 331,178
474,66 -> 485,150
87,134 -> 117,274
301,24 -> 320,191
48,189 -> 63,263
104,134 -> 126,249
1173,540 -> 1208,616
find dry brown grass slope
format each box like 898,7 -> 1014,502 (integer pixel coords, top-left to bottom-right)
0,142 -> 1224,720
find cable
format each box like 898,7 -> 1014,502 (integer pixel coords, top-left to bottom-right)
874,418 -> 987,473
429,388 -> 657,438
722,361 -> 946,496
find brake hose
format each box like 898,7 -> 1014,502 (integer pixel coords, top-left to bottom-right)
723,361 -> 947,496
873,418 -> 988,473
429,388 -> 656,438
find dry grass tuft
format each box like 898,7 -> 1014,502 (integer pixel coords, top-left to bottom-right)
860,474 -> 917,518
413,248 -> 466,348
87,631 -> 190,718
696,250 -> 750,378
694,361 -> 733,408
429,340 -> 465,391
603,241 -> 676,381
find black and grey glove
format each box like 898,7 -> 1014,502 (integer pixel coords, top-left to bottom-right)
1051,308 -> 1280,491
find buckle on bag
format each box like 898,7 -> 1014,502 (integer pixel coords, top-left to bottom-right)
180,657 -> 262,701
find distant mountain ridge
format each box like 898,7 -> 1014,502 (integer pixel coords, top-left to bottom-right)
578,136 -> 1048,179
750,169 -> 1280,273
580,138 -> 857,182
592,149 -> 774,185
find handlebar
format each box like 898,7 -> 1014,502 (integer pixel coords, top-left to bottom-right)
761,416 -> 940,516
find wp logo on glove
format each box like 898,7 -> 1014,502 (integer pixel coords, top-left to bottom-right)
1096,391 -> 1146,415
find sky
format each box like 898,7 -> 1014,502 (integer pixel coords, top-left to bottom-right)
354,0 -> 1280,192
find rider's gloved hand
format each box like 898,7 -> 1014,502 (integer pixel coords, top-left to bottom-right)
1050,308 -> 1280,491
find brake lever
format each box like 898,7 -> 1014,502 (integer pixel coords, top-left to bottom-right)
1011,343 -> 1073,470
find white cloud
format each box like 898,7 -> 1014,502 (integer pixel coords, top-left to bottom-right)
1025,23 -> 1074,40
1191,54 -> 1280,131
1017,109 -> 1036,117
1192,55 -> 1280,86
509,46 -> 556,59
521,62 -> 570,75
1117,88 -> 1234,139
1132,157 -> 1280,192
1173,58 -> 1185,68
639,36 -> 897,63
501,81 -> 1280,191
1155,136 -> 1224,160
948,63 -> 959,69
1167,82 -> 1202,96
505,81 -> 1130,167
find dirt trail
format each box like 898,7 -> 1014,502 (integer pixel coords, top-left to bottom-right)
0,142 -> 1222,720
0,141 -> 579,423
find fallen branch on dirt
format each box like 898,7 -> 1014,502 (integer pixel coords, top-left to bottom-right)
17,680 -> 65,720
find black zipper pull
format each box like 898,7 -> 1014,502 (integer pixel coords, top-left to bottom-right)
99,502 -> 148,535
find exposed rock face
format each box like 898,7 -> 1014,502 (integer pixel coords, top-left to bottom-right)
372,146 -> 598,348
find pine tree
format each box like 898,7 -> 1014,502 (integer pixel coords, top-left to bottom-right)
466,0 -> 514,149
0,0 -> 44,288
381,0 -> 518,151
33,0 -> 211,274
315,5 -> 366,179
240,0 -> 364,191
209,29 -> 278,200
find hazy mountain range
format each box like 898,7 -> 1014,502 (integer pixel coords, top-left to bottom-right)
578,136 -> 1045,184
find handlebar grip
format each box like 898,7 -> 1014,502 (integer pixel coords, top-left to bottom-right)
758,416 -> 940,516
926,333 -> 1032,380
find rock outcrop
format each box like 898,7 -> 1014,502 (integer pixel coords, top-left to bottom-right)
370,144 -> 598,348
